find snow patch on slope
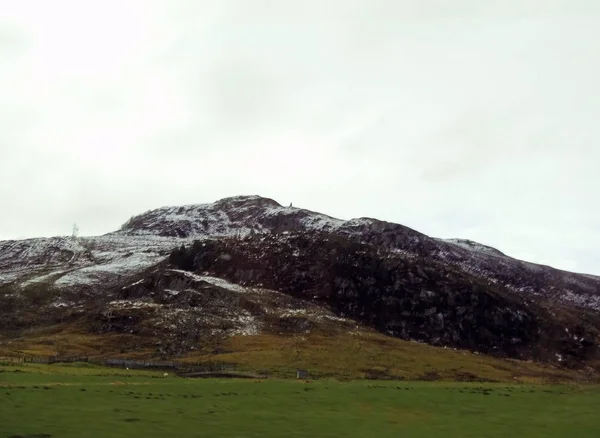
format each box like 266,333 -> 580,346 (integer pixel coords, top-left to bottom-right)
441,238 -> 505,257
55,252 -> 164,287
0,234 -> 181,288
168,269 -> 247,293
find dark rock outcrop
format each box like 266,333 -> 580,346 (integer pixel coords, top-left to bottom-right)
170,232 -> 600,367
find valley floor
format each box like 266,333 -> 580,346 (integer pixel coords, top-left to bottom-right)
1,362 -> 599,438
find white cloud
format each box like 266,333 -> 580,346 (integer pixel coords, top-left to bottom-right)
1,0 -> 599,275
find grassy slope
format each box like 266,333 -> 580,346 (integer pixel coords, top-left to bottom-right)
2,326 -> 597,383
186,332 -> 597,382
1,362 -> 600,438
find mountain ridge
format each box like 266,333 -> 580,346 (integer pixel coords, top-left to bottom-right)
112,195 -> 600,311
1,195 -> 598,313
1,195 -> 599,376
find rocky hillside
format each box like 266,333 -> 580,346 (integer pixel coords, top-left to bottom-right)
0,195 -> 599,371
117,195 -> 600,312
168,233 -> 600,367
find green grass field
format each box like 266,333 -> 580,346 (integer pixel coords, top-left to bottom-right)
1,363 -> 599,438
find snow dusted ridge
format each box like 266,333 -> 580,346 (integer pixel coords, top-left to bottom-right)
0,195 -> 599,313
0,234 -> 183,288
116,195 -> 344,239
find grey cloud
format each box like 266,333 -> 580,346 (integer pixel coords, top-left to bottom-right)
0,0 -> 599,275
205,60 -> 285,127
0,24 -> 30,54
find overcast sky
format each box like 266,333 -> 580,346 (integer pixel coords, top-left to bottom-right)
1,1 -> 599,275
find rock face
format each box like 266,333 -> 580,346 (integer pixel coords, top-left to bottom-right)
1,195 -> 599,366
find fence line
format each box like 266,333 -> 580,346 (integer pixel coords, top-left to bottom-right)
1,355 -> 238,373
0,354 -> 349,379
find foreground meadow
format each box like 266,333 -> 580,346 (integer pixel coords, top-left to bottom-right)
1,362 -> 599,438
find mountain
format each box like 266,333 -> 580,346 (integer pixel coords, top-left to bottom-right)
1,195 -> 599,378
116,195 -> 600,311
